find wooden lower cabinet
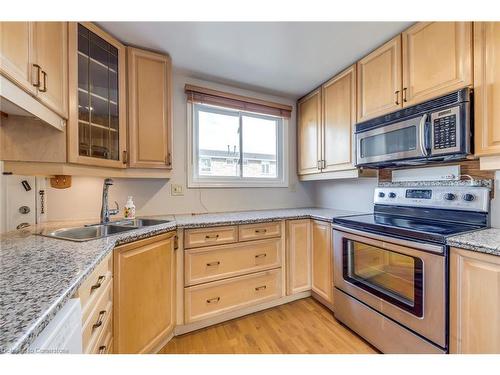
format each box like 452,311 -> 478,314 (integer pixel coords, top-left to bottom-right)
286,219 -> 312,295
114,232 -> 176,354
311,220 -> 333,305
450,247 -> 500,353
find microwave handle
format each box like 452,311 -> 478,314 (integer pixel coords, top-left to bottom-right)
419,114 -> 430,157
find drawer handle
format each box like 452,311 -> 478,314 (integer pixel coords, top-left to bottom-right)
255,285 -> 267,291
90,275 -> 105,291
206,297 -> 220,304
254,229 -> 267,234
205,234 -> 220,240
92,310 -> 106,330
255,253 -> 267,259
98,345 -> 107,354
206,261 -> 221,267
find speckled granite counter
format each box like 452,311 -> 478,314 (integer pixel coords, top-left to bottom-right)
447,228 -> 500,257
0,207 -> 360,354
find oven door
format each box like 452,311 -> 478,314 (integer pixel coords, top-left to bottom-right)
333,226 -> 446,347
356,114 -> 428,166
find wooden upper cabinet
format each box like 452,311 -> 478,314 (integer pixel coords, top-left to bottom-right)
297,88 -> 321,175
311,220 -> 333,305
286,219 -> 312,295
402,22 -> 472,107
67,22 -> 127,168
0,22 -> 35,94
114,233 -> 176,354
473,22 -> 500,157
322,65 -> 356,172
357,35 -> 402,122
32,22 -> 68,118
450,248 -> 500,353
127,47 -> 172,169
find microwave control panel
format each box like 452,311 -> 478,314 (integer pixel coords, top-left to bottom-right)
430,105 -> 462,154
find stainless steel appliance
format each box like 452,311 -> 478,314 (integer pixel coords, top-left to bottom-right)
355,88 -> 472,168
332,185 -> 490,353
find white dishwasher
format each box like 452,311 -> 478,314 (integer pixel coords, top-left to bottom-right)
29,298 -> 83,354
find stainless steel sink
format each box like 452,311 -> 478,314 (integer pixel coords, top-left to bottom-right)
112,218 -> 171,227
39,224 -> 137,242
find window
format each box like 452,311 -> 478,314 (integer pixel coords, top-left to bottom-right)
189,103 -> 288,187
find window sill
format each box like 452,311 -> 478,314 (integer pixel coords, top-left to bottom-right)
188,179 -> 289,188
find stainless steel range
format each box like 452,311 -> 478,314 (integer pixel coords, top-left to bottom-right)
332,185 -> 490,354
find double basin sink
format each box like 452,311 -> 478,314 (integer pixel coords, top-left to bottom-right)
39,218 -> 171,242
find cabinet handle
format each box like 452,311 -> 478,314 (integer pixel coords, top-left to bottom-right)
92,310 -> 106,330
206,297 -> 220,304
166,152 -> 172,166
39,71 -> 47,92
255,285 -> 267,291
317,160 -> 322,170
90,275 -> 105,291
403,87 -> 408,102
122,150 -> 128,164
205,234 -> 219,240
322,160 -> 326,169
98,345 -> 107,354
394,90 -> 400,105
206,261 -> 220,267
255,253 -> 267,259
32,64 -> 41,87
254,229 -> 267,234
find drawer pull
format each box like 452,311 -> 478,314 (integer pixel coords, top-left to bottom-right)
255,253 -> 267,259
98,345 -> 107,354
205,234 -> 220,240
206,261 -> 221,267
255,285 -> 267,291
254,229 -> 267,234
92,310 -> 106,330
206,297 -> 220,304
90,275 -> 105,291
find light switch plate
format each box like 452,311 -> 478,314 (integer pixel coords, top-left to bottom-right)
171,184 -> 184,196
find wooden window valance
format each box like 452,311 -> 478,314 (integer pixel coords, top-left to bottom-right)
185,84 -> 292,118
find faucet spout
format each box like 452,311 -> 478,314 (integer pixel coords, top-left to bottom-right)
100,178 -> 119,223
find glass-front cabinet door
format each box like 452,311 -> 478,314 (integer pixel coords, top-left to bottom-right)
68,22 -> 127,167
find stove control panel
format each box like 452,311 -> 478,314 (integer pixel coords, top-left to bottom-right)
374,186 -> 490,212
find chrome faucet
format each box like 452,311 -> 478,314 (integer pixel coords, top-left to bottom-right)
100,178 -> 119,224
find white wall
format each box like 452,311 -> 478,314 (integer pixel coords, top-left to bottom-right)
45,72 -> 314,222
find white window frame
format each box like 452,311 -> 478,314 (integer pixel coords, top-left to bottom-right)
187,102 -> 289,188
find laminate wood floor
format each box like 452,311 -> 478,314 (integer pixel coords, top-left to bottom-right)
160,297 -> 378,354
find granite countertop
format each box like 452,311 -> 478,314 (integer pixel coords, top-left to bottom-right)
0,207 -> 360,354
447,228 -> 500,256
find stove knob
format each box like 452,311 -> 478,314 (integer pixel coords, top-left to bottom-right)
388,192 -> 397,198
463,193 -> 475,202
444,193 -> 456,201
378,192 -> 385,198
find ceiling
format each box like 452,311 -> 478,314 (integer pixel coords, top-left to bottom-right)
98,22 -> 412,99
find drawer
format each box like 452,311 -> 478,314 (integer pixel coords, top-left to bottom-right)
76,252 -> 113,322
184,226 -> 238,249
82,277 -> 113,351
184,269 -> 282,323
88,311 -> 113,354
239,221 -> 281,242
185,238 -> 282,286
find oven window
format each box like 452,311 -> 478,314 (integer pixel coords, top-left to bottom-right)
360,125 -> 417,158
343,239 -> 423,317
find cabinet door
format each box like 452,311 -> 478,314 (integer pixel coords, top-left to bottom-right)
357,35 -> 402,122
473,22 -> 500,157
127,47 -> 172,168
322,65 -> 356,172
114,233 -> 176,353
32,22 -> 68,118
297,89 -> 321,175
450,248 -> 500,353
67,22 -> 127,168
311,220 -> 333,305
286,219 -> 311,295
0,22 -> 36,94
402,22 -> 472,107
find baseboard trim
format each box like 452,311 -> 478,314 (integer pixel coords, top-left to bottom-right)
174,291 -> 311,336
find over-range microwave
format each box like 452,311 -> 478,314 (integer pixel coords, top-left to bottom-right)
355,88 -> 472,168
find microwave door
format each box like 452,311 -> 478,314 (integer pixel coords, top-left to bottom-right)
356,115 -> 427,166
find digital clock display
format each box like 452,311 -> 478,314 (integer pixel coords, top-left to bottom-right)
405,189 -> 432,199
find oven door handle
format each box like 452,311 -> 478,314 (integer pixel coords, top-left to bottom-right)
419,114 -> 430,157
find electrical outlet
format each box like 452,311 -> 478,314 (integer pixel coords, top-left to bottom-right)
171,184 -> 184,196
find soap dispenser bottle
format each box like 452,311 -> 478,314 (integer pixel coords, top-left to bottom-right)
124,196 -> 136,219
